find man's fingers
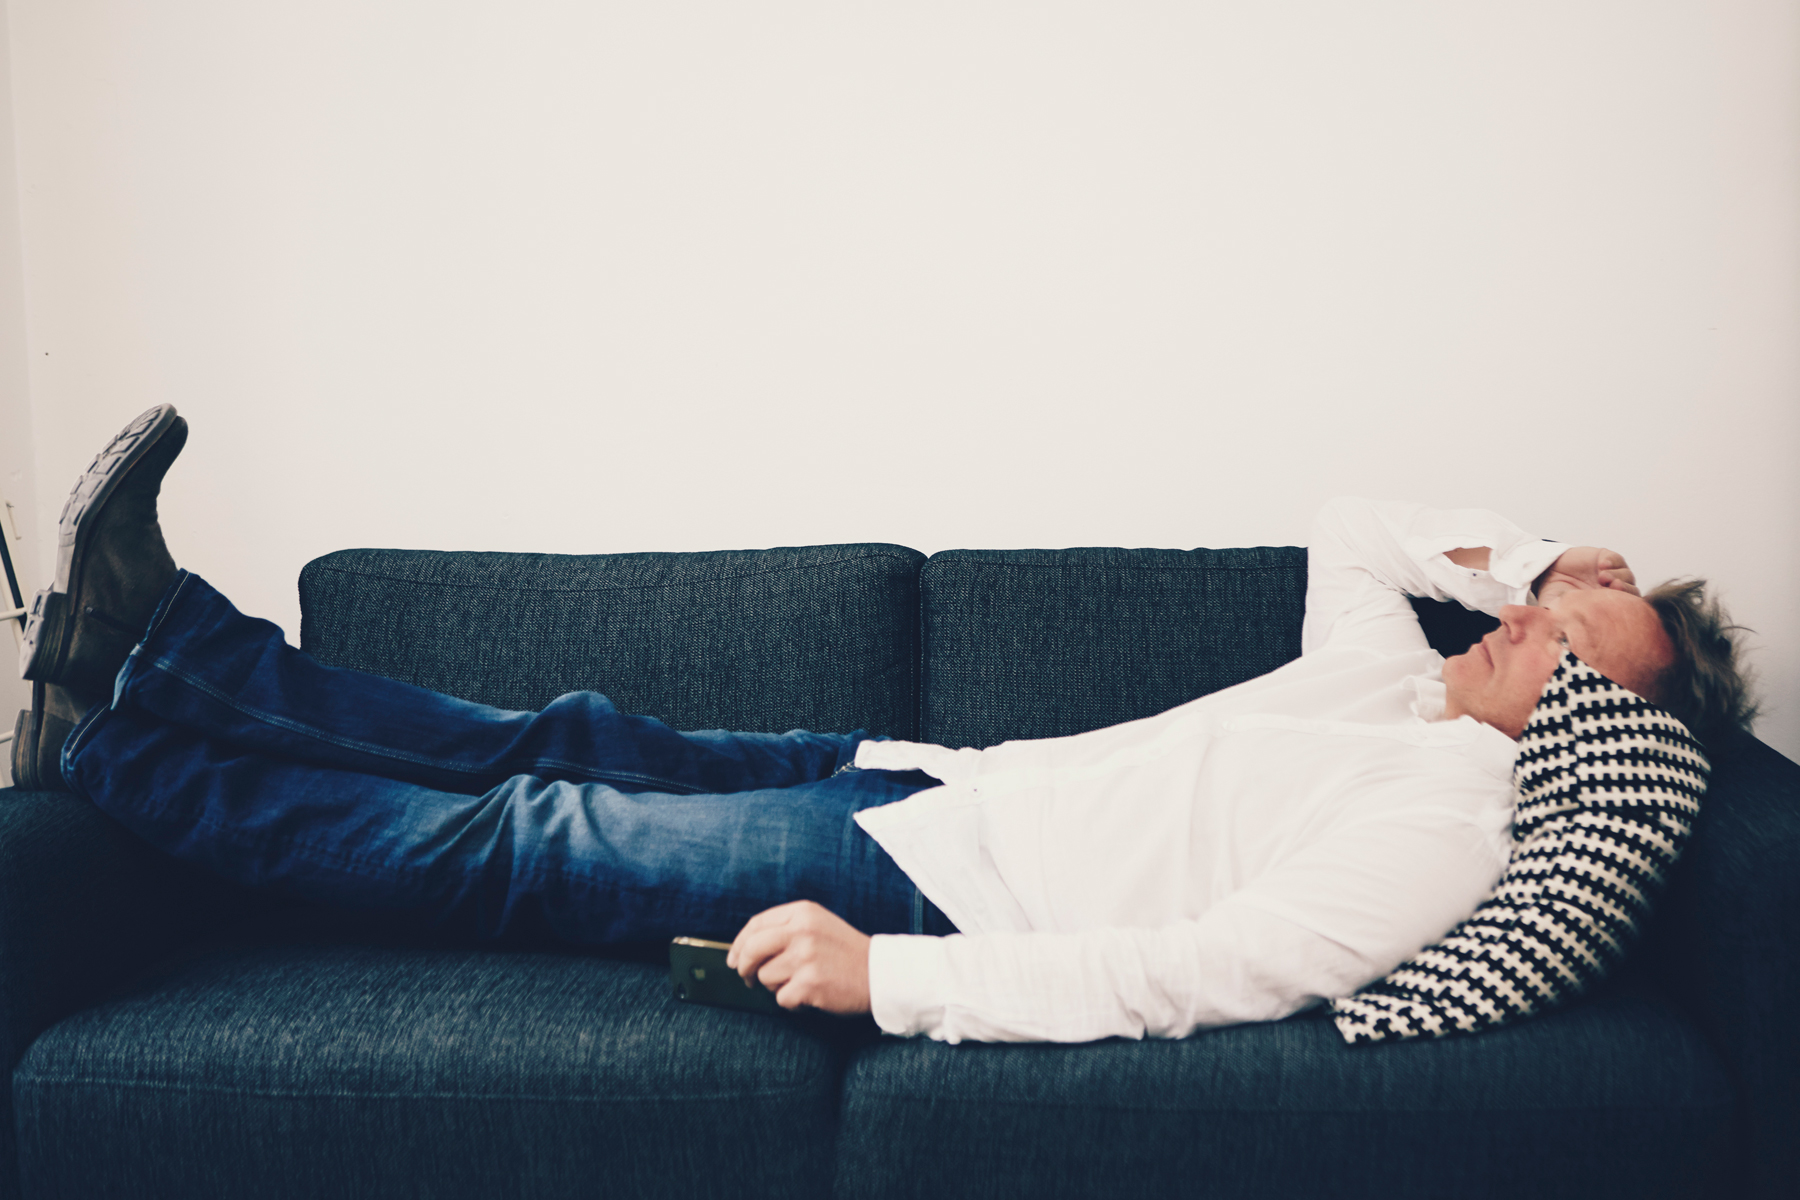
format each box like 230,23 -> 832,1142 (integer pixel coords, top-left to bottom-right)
1595,550 -> 1639,593
773,963 -> 828,1011
754,921 -> 839,995
728,903 -> 803,981
739,938 -> 835,1010
727,899 -> 830,985
731,933 -> 830,1010
756,951 -> 803,1005
729,925 -> 788,987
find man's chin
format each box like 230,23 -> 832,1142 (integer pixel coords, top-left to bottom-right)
1440,657 -> 1481,716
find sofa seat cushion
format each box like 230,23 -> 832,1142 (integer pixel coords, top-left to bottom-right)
835,980 -> 1733,1200
14,940 -> 847,1200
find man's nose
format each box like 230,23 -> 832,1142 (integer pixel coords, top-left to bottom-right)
1497,604 -> 1546,638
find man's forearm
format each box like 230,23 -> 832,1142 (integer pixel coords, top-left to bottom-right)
1302,497 -> 1569,656
1444,546 -> 1491,573
1442,537 -> 1641,608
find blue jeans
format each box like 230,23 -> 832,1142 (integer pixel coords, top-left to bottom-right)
62,572 -> 944,946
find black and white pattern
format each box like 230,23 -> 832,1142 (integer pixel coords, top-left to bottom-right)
1331,650 -> 1709,1044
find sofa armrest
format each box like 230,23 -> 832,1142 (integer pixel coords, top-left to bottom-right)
1645,734 -> 1800,1200
0,788 -> 242,1200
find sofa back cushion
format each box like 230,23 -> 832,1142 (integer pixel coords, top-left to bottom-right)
919,547 -> 1505,749
298,544 -> 924,739
920,547 -> 1310,748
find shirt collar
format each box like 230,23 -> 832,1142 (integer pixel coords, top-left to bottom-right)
1405,671 -> 1519,781
1405,673 -> 1447,721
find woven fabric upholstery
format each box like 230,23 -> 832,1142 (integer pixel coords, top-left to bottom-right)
921,547 -> 1307,748
298,544 -> 923,739
836,981 -> 1732,1200
1646,731 -> 1800,1200
1408,594 -> 1498,657
0,791 -> 251,1200
14,939 -> 846,1200
1333,652 -> 1710,1042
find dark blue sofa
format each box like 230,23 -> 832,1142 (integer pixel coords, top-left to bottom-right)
2,542 -> 1794,1199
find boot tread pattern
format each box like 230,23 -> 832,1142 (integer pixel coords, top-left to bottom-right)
23,405 -> 178,684
56,406 -> 176,550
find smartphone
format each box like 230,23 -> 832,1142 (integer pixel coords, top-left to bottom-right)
669,937 -> 786,1015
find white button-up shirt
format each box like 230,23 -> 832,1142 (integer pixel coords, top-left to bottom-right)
852,496 -> 1570,1043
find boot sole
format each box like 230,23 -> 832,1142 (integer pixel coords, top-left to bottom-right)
20,405 -> 181,684
10,681 -> 73,791
8,707 -> 28,788
16,588 -> 66,684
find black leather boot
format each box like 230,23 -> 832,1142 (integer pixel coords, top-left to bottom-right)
19,404 -> 186,707
10,680 -> 83,791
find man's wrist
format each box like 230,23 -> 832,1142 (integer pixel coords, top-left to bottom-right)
1530,563 -> 1554,603
1501,540 -> 1573,603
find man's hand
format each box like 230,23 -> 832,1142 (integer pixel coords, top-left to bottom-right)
726,900 -> 873,1015
1533,546 -> 1639,607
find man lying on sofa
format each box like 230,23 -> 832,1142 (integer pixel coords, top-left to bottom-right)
12,406 -> 1752,1044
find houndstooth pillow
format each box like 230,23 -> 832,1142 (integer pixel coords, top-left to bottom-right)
1331,650 -> 1709,1044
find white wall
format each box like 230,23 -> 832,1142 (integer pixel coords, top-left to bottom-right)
7,1 -> 1798,759
0,1 -> 36,784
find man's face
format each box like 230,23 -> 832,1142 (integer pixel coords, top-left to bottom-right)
1442,589 -> 1674,739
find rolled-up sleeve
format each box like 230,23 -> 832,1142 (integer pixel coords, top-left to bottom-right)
1302,496 -> 1568,656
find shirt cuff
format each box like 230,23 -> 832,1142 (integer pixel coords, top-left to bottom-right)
1493,539 -> 1571,603
867,933 -> 955,1039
